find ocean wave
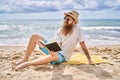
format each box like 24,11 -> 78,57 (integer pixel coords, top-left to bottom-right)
0,24 -> 33,31
0,24 -> 120,45
86,35 -> 119,40
0,24 -> 59,31
81,26 -> 120,30
0,38 -> 29,46
0,34 -> 8,37
0,21 -> 8,24
0,25 -> 10,30
0,24 -> 120,31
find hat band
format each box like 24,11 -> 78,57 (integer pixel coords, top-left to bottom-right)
69,12 -> 73,15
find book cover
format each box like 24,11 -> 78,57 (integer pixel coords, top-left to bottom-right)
39,39 -> 61,52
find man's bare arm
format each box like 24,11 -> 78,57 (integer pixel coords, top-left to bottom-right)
80,41 -> 93,64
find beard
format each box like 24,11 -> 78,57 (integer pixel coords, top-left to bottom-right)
61,22 -> 74,36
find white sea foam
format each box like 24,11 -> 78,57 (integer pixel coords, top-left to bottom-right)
0,25 -> 10,30
81,26 -> 120,30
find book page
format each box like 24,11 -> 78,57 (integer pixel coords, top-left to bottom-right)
39,40 -> 46,47
47,39 -> 56,44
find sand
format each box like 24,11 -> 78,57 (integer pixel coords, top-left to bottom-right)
0,45 -> 120,80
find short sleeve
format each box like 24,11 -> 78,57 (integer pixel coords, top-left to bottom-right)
53,29 -> 62,43
78,28 -> 85,42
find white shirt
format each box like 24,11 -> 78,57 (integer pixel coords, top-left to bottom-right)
54,25 -> 85,61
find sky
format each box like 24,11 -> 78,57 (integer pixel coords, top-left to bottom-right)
0,0 -> 120,20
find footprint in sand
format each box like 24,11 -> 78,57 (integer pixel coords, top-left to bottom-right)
12,55 -> 21,60
6,73 -> 11,75
34,66 -> 52,72
75,65 -> 113,79
0,55 -> 9,59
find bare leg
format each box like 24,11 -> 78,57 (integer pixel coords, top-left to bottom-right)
16,34 -> 45,65
15,51 -> 59,71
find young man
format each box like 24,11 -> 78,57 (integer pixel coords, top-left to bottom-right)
15,10 -> 93,71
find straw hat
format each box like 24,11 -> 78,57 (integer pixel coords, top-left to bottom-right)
64,10 -> 79,24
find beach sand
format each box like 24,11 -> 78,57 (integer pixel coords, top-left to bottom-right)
0,45 -> 120,80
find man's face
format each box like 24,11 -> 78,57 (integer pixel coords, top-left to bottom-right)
64,16 -> 74,25
62,16 -> 75,36
63,16 -> 75,30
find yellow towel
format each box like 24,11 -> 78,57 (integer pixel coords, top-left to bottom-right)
65,54 -> 108,64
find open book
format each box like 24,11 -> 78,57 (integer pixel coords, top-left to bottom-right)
39,39 -> 61,52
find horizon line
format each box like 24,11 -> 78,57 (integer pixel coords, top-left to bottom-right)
1,18 -> 120,20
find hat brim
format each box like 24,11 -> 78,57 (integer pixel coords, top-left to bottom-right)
64,12 -> 78,24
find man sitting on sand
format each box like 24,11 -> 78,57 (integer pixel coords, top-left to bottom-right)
15,10 -> 93,71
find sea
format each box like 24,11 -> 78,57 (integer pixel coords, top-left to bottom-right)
0,19 -> 120,46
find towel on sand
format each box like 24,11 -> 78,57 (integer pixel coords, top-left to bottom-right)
65,54 -> 108,64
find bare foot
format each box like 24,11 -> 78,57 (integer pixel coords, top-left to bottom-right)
15,59 -> 28,65
15,62 -> 30,71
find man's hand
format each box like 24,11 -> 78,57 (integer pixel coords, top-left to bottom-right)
88,59 -> 94,65
49,51 -> 55,56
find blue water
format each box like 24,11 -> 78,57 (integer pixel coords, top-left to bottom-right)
0,19 -> 120,45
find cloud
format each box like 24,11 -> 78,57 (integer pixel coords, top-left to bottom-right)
0,0 -> 63,13
105,0 -> 120,10
0,0 -> 120,13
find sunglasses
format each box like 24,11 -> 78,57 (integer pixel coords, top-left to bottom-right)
64,17 -> 70,22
